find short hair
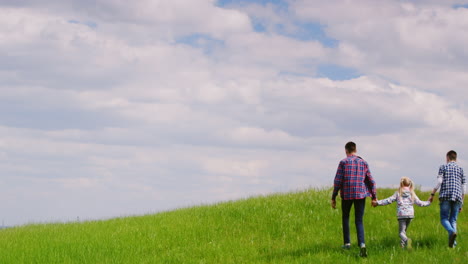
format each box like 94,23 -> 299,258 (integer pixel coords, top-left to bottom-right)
446,150 -> 457,161
345,141 -> 356,153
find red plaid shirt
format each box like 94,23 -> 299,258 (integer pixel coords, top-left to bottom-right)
332,155 -> 377,200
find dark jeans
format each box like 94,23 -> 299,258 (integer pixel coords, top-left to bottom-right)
341,198 -> 366,246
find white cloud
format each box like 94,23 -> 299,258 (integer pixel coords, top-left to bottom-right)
292,0 -> 468,97
1,0 -> 468,226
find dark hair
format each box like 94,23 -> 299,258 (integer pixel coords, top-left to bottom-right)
345,141 -> 356,153
447,150 -> 457,161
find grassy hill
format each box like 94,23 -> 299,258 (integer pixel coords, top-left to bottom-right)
0,188 -> 466,263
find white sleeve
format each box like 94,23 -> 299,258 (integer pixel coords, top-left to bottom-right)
433,174 -> 443,191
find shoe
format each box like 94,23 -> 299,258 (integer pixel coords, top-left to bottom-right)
342,243 -> 351,250
406,238 -> 412,250
359,246 -> 367,258
449,233 -> 457,248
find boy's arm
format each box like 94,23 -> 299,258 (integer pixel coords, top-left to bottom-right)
331,161 -> 344,201
429,165 -> 444,202
331,161 -> 344,209
462,168 -> 466,204
377,192 -> 397,206
364,164 -> 377,200
431,175 -> 443,193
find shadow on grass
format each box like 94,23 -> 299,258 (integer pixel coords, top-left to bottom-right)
372,236 -> 438,250
261,237 -> 440,262
261,243 -> 366,262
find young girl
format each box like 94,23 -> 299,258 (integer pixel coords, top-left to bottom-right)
372,177 -> 431,248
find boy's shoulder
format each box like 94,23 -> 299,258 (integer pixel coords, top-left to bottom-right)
356,156 -> 369,166
443,162 -> 464,170
340,155 -> 367,164
439,164 -> 446,171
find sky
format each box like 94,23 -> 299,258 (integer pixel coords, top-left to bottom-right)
1,0 -> 468,226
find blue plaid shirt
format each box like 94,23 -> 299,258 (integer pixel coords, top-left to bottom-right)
438,162 -> 466,203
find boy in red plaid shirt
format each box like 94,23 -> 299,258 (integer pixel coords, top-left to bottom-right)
331,141 -> 377,257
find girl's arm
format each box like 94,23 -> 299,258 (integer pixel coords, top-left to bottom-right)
414,194 -> 431,207
376,192 -> 397,206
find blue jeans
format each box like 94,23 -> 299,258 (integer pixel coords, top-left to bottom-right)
440,200 -> 462,241
341,198 -> 366,246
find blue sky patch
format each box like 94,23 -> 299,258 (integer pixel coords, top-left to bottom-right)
217,0 -> 337,47
250,19 -> 338,48
278,22 -> 338,48
68,19 -> 97,28
175,34 -> 225,54
251,17 -> 267,32
84,21 -> 98,28
217,0 -> 288,9
316,64 -> 361,80
453,4 -> 468,9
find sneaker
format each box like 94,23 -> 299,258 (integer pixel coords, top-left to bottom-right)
406,238 -> 412,250
359,245 -> 367,258
342,243 -> 351,250
449,233 -> 457,248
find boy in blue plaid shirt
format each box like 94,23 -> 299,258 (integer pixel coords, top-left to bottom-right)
429,150 -> 466,248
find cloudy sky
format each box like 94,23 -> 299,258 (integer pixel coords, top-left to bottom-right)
1,0 -> 468,226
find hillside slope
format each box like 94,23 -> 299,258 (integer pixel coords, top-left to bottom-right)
0,189 -> 466,263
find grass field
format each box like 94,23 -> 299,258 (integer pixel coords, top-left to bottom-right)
0,188 -> 466,263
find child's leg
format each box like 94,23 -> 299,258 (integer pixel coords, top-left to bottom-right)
398,219 -> 408,247
405,219 -> 412,248
405,218 -> 412,232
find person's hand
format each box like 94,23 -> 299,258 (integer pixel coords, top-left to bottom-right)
331,199 -> 336,209
428,196 -> 433,203
371,199 -> 378,207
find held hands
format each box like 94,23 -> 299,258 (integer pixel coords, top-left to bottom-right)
428,190 -> 437,203
331,199 -> 379,209
428,196 -> 433,203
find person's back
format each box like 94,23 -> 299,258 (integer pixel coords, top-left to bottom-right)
331,141 -> 377,258
439,161 -> 464,202
430,150 -> 466,248
335,155 -> 374,200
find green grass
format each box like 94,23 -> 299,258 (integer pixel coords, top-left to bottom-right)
0,188 -> 466,263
